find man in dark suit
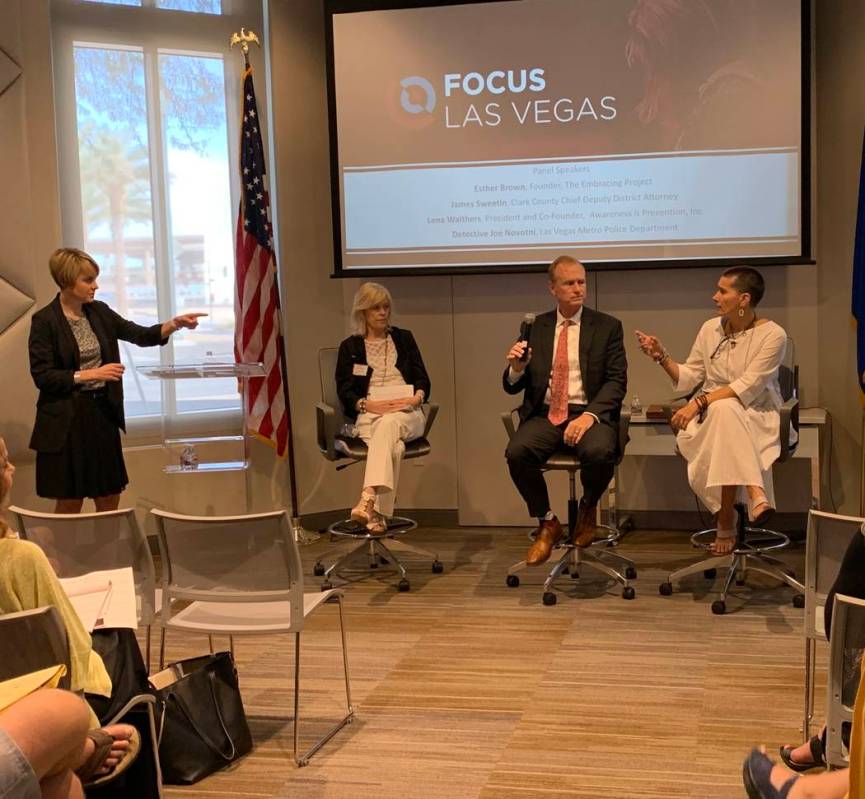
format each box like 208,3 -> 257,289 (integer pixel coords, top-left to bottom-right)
503,256 -> 627,565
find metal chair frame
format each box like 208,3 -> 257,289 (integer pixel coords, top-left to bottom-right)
502,410 -> 636,605
657,341 -> 803,615
315,347 -> 443,591
152,508 -> 354,767
802,511 -> 865,736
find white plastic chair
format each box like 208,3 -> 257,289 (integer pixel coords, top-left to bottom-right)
825,593 -> 865,767
802,510 -> 864,735
151,508 -> 354,767
10,505 -> 158,667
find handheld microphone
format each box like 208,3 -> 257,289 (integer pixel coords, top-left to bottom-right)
518,313 -> 535,362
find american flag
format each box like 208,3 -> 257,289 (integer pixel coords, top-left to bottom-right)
234,65 -> 288,457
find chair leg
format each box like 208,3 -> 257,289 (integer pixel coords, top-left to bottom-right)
804,636 -> 816,735
718,555 -> 741,602
293,631 -> 302,766
146,625 -> 152,675
337,596 -> 354,714
666,554 -> 733,584
159,627 -> 166,670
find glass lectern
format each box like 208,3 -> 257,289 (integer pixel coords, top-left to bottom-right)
138,362 -> 265,474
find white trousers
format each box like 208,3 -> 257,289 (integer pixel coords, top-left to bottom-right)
355,408 -> 425,517
676,398 -> 778,515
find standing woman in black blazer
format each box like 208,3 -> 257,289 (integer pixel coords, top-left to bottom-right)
335,282 -> 430,533
29,248 -> 205,513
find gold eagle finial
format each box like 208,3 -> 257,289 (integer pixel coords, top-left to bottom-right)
229,28 -> 260,56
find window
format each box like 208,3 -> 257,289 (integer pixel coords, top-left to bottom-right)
52,0 -> 263,422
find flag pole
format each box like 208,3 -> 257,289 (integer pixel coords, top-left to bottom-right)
230,29 -> 319,544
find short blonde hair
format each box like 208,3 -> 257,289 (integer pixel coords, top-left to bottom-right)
548,255 -> 581,283
49,248 -> 99,290
351,282 -> 393,335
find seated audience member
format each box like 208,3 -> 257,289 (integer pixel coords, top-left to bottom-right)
0,435 -> 111,706
742,648 -> 865,798
0,687 -> 139,795
335,282 -> 431,534
636,266 -> 789,555
777,525 -> 865,772
503,256 -> 627,565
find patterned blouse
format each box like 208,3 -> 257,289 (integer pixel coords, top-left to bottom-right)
66,315 -> 105,389
365,335 -> 408,389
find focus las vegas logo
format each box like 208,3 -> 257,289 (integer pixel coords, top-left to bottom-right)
399,68 -> 616,128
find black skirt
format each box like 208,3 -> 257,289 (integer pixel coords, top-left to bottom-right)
36,391 -> 129,500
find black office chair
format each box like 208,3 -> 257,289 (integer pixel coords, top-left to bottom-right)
314,347 -> 443,592
503,409 -> 636,604
658,340 -> 804,614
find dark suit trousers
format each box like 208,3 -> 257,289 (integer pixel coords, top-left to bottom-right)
505,406 -> 617,519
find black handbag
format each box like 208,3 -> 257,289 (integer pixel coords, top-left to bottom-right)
150,651 -> 253,785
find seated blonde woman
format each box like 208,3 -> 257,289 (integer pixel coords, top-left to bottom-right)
335,283 -> 431,533
636,267 -> 790,554
0,434 -> 138,787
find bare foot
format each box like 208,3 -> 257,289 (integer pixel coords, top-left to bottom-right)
710,535 -> 735,555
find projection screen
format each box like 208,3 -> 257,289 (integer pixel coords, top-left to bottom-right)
326,0 -> 810,275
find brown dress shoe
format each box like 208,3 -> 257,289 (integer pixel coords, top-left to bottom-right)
574,501 -> 597,547
526,517 -> 563,566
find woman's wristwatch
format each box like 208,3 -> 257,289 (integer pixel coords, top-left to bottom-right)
653,348 -> 670,364
357,398 -> 367,414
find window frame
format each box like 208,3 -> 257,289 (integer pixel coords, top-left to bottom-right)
51,0 -> 264,435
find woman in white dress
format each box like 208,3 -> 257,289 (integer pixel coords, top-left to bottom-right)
636,267 -> 789,554
335,283 -> 431,534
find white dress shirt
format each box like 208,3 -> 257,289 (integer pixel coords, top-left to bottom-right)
508,306 -> 599,423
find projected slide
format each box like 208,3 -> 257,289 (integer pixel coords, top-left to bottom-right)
328,0 -> 804,273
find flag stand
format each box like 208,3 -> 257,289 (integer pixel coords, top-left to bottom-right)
231,28 -> 319,544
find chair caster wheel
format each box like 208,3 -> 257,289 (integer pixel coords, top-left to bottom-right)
625,566 -> 637,580
379,556 -> 389,565
793,594 -> 805,608
570,570 -> 580,580
619,516 -> 635,533
432,561 -> 444,574
542,591 -> 557,606
659,582 -> 673,596
398,579 -> 410,592
369,562 -> 378,569
736,578 -> 745,586
703,568 -> 717,579
506,574 -> 520,588
561,565 -> 570,575
622,586 -> 636,600
711,600 -> 726,615
313,563 -> 325,577
321,582 -> 333,591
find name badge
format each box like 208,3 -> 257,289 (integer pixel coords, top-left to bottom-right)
352,364 -> 369,377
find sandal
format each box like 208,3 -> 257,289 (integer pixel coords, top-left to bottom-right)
76,726 -> 141,787
779,733 -> 826,772
743,749 -> 800,799
366,510 -> 388,536
749,493 -> 775,526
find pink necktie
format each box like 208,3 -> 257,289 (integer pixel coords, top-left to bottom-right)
548,320 -> 572,426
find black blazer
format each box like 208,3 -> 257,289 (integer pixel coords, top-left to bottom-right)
502,306 -> 627,426
335,326 -> 431,421
29,296 -> 167,452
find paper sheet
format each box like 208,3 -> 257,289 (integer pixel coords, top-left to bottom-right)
59,567 -> 138,631
368,384 -> 413,400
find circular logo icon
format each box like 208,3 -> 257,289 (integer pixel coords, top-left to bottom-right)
399,76 -> 436,114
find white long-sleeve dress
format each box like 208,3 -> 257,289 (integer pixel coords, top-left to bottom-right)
674,318 -> 792,515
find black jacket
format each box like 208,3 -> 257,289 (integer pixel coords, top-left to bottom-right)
335,327 -> 431,421
29,295 -> 167,452
502,306 -> 627,426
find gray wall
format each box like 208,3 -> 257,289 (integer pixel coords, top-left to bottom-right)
1,0 -> 862,529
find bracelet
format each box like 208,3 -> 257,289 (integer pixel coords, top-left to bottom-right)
358,398 -> 367,414
694,393 -> 709,422
653,349 -> 670,364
